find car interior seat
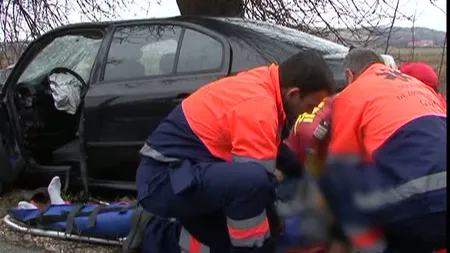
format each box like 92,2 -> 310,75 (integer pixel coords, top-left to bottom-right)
159,53 -> 176,75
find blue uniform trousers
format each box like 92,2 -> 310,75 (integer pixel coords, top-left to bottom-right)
136,156 -> 277,253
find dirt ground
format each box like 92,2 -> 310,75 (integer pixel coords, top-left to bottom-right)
0,190 -> 121,253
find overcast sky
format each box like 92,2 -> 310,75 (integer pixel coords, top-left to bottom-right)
69,0 -> 446,31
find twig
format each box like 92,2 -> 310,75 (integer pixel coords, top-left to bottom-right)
384,0 -> 400,54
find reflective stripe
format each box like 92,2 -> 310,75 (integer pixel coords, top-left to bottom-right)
227,210 -> 267,229
354,241 -> 387,253
354,171 -> 447,211
139,143 -> 180,163
347,227 -> 382,246
231,154 -> 276,173
179,226 -> 210,253
227,210 -> 271,247
347,227 -> 386,252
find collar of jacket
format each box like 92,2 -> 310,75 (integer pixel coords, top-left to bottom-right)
268,63 -> 286,126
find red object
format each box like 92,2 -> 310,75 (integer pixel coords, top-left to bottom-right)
284,96 -> 334,172
399,62 -> 446,108
398,61 -> 439,87
283,244 -> 327,253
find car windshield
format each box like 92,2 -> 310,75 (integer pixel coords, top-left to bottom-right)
18,34 -> 103,83
217,18 -> 349,55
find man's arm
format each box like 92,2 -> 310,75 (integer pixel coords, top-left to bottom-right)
322,97 -> 387,252
276,142 -> 304,177
227,97 -> 280,173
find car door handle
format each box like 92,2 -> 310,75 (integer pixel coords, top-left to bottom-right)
173,93 -> 190,103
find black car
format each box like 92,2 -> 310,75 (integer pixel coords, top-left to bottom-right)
0,16 -> 348,194
0,64 -> 15,88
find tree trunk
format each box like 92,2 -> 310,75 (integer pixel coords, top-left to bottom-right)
176,0 -> 244,17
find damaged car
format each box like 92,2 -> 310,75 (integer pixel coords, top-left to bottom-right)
0,16 -> 350,195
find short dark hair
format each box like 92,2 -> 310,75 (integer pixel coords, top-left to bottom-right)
344,48 -> 384,76
279,50 -> 336,95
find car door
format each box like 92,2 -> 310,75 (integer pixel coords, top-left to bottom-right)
86,21 -> 231,181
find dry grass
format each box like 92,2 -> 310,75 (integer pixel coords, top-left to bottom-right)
380,47 -> 447,97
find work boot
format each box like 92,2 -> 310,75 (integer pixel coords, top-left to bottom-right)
122,204 -> 154,253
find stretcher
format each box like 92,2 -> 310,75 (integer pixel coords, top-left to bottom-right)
4,179 -> 329,253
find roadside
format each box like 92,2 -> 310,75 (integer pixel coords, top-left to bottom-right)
0,190 -> 121,253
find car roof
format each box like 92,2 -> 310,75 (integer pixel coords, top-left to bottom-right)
49,16 -> 348,56
44,16 -> 349,90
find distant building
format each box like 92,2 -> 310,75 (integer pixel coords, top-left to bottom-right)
408,40 -> 434,47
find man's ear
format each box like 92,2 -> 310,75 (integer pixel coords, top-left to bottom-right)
344,68 -> 354,85
286,87 -> 300,98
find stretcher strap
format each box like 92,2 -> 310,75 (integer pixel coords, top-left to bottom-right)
65,204 -> 84,234
85,203 -> 136,229
122,204 -> 154,253
22,203 -> 136,234
28,207 -> 66,226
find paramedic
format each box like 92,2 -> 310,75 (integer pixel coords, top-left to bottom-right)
136,51 -> 336,253
399,61 -> 446,107
321,48 -> 447,253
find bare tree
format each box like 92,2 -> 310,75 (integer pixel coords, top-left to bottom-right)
0,0 -> 137,65
410,3 -> 418,59
384,0 -> 400,54
1,0 -> 415,67
437,33 -> 447,86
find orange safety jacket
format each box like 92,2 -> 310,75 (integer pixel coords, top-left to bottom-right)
322,63 -> 446,252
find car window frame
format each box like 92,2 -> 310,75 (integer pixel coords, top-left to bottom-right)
175,27 -> 225,75
97,20 -> 230,84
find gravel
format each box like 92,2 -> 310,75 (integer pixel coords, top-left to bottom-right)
0,190 -> 122,253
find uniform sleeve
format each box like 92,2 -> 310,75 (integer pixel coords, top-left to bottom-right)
327,97 -> 361,157
228,97 -> 279,173
322,97 -> 387,252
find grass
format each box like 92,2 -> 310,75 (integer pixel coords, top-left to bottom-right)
378,47 -> 447,97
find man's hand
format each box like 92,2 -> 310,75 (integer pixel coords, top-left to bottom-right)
274,168 -> 284,182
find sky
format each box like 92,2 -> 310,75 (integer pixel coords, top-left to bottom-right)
69,0 -> 446,32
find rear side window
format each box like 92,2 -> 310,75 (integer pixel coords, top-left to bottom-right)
103,25 -> 182,81
177,29 -> 223,73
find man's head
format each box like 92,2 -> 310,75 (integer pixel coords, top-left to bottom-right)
399,61 -> 439,92
279,51 -> 336,121
344,48 -> 384,85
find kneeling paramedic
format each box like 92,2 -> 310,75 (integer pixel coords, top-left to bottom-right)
135,51 -> 335,253
322,48 -> 447,253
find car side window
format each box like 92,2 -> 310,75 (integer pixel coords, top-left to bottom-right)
177,29 -> 223,73
103,25 -> 182,82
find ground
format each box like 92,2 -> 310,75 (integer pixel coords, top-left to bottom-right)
0,190 -> 121,253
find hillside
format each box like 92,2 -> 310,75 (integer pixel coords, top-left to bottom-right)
327,26 -> 446,48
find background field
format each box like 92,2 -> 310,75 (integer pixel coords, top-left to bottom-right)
380,47 -> 447,97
